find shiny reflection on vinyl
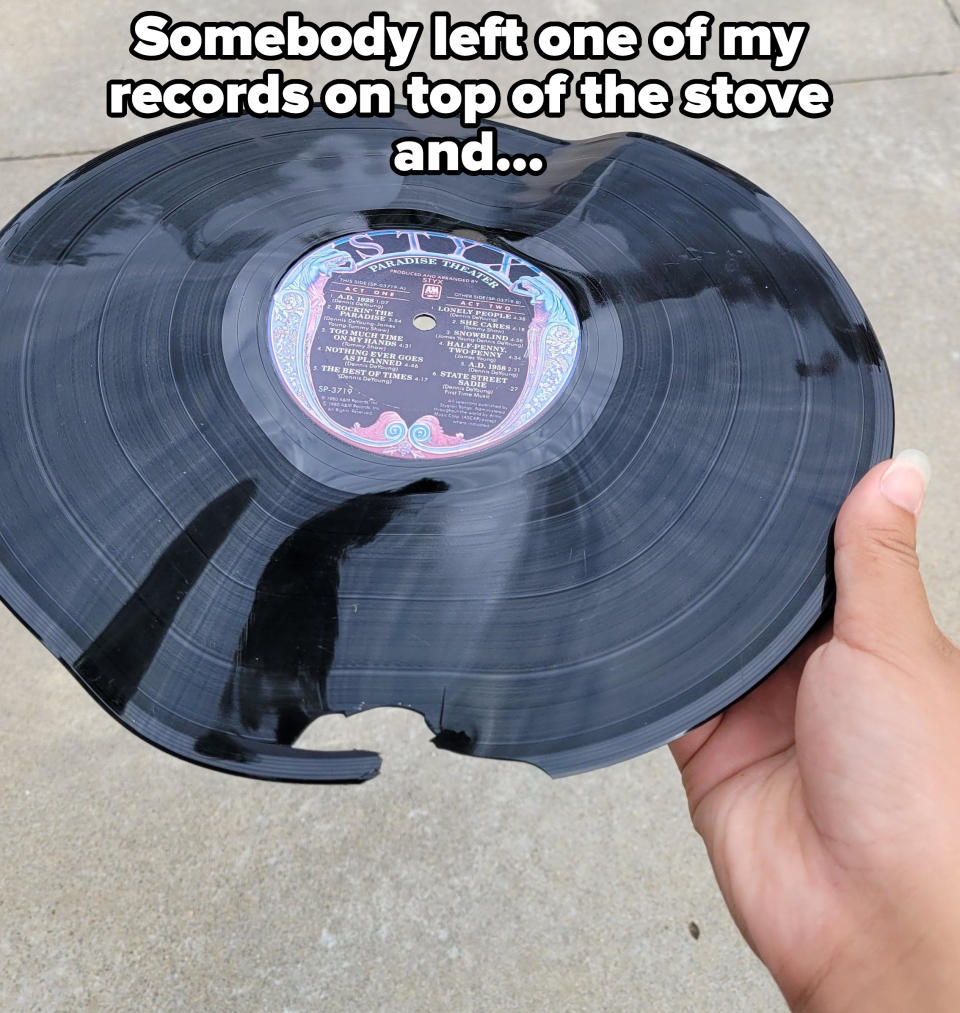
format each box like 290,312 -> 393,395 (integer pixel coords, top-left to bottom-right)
0,112 -> 892,782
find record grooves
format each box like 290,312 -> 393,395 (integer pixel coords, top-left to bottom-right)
0,112 -> 892,782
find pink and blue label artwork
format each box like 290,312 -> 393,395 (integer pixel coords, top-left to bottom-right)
269,229 -> 580,458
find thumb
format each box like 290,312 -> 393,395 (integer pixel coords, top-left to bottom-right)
832,449 -> 939,665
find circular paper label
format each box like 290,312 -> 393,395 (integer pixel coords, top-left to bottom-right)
268,229 -> 579,458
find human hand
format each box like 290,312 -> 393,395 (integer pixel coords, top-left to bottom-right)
670,451 -> 960,1012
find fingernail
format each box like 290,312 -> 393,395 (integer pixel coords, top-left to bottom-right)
879,449 -> 931,516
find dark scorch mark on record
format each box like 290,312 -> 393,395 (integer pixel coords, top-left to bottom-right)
75,477 -> 446,782
198,477 -> 448,766
75,480 -> 257,713
796,350 -> 840,378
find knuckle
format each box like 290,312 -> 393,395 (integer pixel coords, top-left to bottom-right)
861,525 -> 919,569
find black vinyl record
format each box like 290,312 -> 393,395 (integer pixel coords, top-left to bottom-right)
0,112 -> 892,782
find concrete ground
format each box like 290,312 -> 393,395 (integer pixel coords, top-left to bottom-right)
1,3 -> 957,1010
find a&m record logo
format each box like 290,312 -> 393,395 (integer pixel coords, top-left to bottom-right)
421,280 -> 442,300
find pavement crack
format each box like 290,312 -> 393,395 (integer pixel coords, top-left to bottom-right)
829,68 -> 956,86
0,148 -> 104,164
941,0 -> 960,30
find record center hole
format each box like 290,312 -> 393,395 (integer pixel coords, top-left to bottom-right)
413,313 -> 437,331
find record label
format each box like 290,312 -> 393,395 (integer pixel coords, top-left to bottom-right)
268,229 -> 580,458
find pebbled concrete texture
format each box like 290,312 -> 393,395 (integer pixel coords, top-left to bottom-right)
0,4 -> 958,1011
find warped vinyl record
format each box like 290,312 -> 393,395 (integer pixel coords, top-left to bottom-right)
0,111 -> 892,782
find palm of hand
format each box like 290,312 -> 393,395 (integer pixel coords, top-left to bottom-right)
672,621 -> 960,1010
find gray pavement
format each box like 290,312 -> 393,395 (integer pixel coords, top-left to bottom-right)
1,3 -> 958,1011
